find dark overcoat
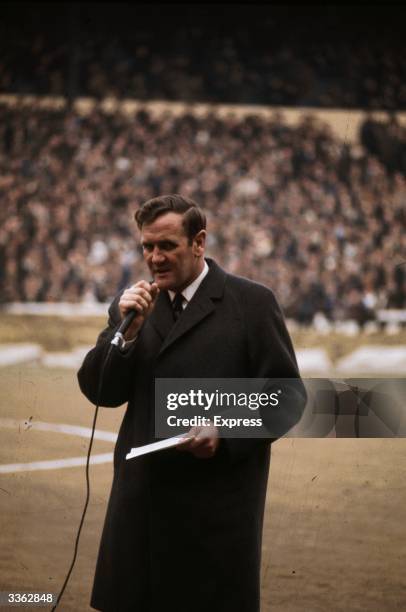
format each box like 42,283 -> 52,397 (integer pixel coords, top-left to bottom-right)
77,258 -> 305,612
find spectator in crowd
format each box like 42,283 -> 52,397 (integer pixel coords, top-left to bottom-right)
361,114 -> 406,175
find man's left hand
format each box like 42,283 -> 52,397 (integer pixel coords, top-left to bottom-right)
176,423 -> 220,459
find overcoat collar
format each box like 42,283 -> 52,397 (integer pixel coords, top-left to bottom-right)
147,258 -> 226,356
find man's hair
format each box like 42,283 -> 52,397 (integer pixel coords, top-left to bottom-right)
134,194 -> 206,243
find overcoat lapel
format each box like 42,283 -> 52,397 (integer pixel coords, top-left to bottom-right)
156,258 -> 226,357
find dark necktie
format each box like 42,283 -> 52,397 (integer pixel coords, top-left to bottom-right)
172,293 -> 184,321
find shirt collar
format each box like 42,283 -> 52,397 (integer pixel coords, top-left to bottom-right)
168,260 -> 209,304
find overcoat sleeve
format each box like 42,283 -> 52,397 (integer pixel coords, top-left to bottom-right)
77,294 -> 138,407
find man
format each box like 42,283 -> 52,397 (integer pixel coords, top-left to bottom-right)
78,194 -> 305,612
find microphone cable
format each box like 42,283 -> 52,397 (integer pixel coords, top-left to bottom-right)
51,341 -> 115,611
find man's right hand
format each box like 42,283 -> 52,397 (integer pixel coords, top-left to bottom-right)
118,281 -> 159,340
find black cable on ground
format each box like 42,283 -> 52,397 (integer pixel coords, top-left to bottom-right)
51,343 -> 114,611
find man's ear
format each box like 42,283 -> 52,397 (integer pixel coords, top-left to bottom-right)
192,230 -> 206,256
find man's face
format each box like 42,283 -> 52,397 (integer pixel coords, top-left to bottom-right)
140,212 -> 205,292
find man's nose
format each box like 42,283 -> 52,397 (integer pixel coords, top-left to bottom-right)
151,247 -> 165,264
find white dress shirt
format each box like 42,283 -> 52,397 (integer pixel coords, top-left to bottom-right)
168,260 -> 209,310
121,260 -> 209,350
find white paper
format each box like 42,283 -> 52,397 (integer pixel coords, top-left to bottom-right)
125,434 -> 189,460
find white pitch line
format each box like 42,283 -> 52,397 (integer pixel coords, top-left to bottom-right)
0,453 -> 114,473
0,417 -> 118,441
0,418 -> 117,473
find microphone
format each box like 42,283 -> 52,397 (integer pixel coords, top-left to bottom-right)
111,279 -> 155,348
111,310 -> 137,347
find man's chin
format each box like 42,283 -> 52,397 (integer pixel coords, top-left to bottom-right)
153,272 -> 174,290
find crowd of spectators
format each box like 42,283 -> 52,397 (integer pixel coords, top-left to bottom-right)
1,5 -> 405,110
1,102 -> 405,324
